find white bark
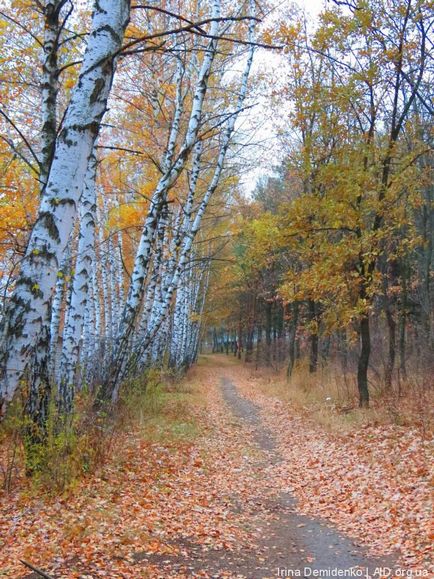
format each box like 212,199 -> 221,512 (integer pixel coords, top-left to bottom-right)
117,233 -> 125,311
170,260 -> 205,369
108,233 -> 119,338
108,1 -> 222,399
59,153 -> 97,406
48,248 -> 70,378
92,266 -> 101,344
162,57 -> 185,173
125,5 -> 220,321
97,201 -> 112,342
135,16 -> 256,363
137,207 -> 168,341
0,0 -> 130,413
80,272 -> 96,383
40,1 -> 66,188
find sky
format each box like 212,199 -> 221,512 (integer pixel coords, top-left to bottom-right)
237,0 -> 325,195
299,0 -> 324,17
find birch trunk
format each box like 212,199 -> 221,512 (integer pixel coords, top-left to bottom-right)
108,233 -> 119,338
117,233 -> 125,311
93,266 -> 101,345
134,18 -> 256,365
106,1 -> 222,400
40,0 -> 64,188
59,153 -> 97,409
80,272 -> 96,383
0,0 -> 130,416
48,247 -> 70,378
97,201 -> 112,343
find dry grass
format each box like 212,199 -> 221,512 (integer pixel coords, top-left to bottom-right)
241,358 -> 434,436
0,369 -> 206,495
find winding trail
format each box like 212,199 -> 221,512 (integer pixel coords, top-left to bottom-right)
12,357 -> 407,579
217,376 -> 390,578
143,364 -> 394,578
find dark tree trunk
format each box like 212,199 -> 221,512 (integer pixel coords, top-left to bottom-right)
238,312 -> 243,359
255,322 -> 262,370
399,310 -> 407,381
245,330 -> 254,362
277,303 -> 284,363
213,328 -> 219,353
357,315 -> 371,408
339,330 -> 351,398
385,308 -> 396,390
265,301 -> 272,366
321,335 -> 331,363
287,302 -> 298,379
308,300 -> 318,373
245,294 -> 256,362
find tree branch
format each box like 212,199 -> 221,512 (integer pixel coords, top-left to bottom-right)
19,560 -> 54,579
0,109 -> 41,169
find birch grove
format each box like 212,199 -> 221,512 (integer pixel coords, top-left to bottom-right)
0,0 -> 130,416
0,0 -> 260,422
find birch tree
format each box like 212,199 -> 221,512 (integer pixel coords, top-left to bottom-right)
0,0 -> 130,416
59,153 -> 97,410
133,7 -> 257,374
104,0 -> 223,399
40,0 -> 65,188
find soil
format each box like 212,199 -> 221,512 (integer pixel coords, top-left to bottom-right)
136,374 -> 395,578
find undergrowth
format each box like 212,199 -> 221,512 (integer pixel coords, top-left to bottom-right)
0,368 -> 201,495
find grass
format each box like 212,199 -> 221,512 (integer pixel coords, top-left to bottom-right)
123,369 -> 205,444
0,368 -> 205,495
246,358 -> 434,435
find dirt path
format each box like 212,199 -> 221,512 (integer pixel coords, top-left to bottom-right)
219,376 -> 390,576
9,357 -> 424,578
142,370 -> 394,578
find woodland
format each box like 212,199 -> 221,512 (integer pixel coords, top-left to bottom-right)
0,0 -> 433,577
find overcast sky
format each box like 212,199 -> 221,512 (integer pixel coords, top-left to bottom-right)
236,0 -> 328,195
297,0 -> 324,16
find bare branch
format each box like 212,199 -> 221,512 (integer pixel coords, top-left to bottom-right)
0,109 -> 41,169
19,560 -> 54,579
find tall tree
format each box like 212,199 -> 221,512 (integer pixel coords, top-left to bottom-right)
0,0 -> 130,416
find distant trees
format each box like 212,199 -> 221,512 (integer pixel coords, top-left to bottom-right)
208,0 -> 434,407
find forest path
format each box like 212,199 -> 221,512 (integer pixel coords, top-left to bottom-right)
142,357 -> 394,578
218,375 -> 384,577
13,355 -> 427,579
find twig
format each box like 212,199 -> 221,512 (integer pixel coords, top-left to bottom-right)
19,560 -> 54,579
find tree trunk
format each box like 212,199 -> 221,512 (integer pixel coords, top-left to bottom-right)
265,301 -> 272,366
107,12 -> 256,395
308,300 -> 318,373
399,310 -> 407,381
255,321 -> 262,370
212,328 -> 218,353
48,248 -> 70,378
385,308 -> 396,390
40,0 -> 62,188
107,2 -> 223,395
245,295 -> 255,363
287,303 -> 298,378
237,311 -> 243,360
59,154 -> 97,411
357,315 -> 371,408
0,0 -> 130,417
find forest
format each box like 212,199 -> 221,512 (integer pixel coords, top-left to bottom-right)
0,0 -> 432,578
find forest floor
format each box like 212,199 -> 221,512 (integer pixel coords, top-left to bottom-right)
0,355 -> 432,578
